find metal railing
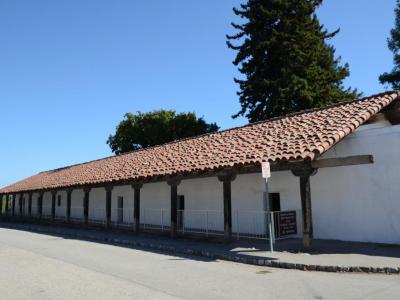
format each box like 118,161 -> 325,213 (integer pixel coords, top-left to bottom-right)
141,209 -> 169,231
70,206 -> 84,223
110,208 -> 134,228
234,210 -> 300,240
177,210 -> 224,236
1,204 -> 300,241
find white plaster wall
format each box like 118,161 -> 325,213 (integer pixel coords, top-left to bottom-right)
179,177 -> 224,232
14,194 -> 22,215
71,189 -> 84,219
232,173 -> 301,236
111,185 -> 134,223
42,192 -> 52,216
32,193 -> 39,216
141,182 -> 170,227
309,124 -> 400,244
88,187 -> 106,221
23,193 -> 29,215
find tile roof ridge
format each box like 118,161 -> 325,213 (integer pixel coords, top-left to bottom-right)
40,90 -> 399,174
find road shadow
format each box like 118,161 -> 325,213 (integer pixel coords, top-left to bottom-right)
1,220 -> 398,262
0,221 -> 277,262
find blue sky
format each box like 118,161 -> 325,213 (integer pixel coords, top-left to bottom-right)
0,0 -> 397,187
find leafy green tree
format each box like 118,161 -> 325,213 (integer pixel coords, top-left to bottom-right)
227,0 -> 359,122
379,0 -> 400,89
107,110 -> 219,154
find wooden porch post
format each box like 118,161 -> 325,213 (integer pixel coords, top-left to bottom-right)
0,194 -> 3,215
83,188 -> 91,225
28,193 -> 32,217
167,178 -> 181,238
38,192 -> 44,219
12,194 -> 16,216
66,189 -> 72,223
51,191 -> 57,222
18,194 -> 23,215
218,172 -> 237,243
5,194 -> 9,214
105,185 -> 113,228
292,165 -> 317,250
132,183 -> 143,233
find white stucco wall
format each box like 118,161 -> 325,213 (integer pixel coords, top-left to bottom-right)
88,187 -> 106,221
32,193 -> 39,216
71,189 -> 84,219
42,192 -> 52,216
179,177 -> 224,232
140,182 -> 170,227
111,185 -> 134,223
309,123 -> 400,244
15,194 -> 22,214
23,193 -> 29,215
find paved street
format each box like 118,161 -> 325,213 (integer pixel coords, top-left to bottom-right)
0,228 -> 399,300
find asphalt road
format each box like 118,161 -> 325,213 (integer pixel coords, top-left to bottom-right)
0,228 -> 399,300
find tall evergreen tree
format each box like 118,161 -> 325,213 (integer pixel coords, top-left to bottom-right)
227,0 -> 359,122
379,0 -> 400,89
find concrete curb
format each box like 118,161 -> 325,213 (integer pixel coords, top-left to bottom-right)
1,222 -> 399,275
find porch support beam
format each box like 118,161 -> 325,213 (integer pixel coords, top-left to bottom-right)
131,183 -> 143,233
218,171 -> 237,243
83,188 -> 91,226
4,155 -> 372,200
292,165 -> 318,250
105,185 -> 113,228
0,194 -> 3,215
28,193 -> 32,217
66,189 -> 73,223
311,155 -> 373,169
5,195 -> 9,213
19,193 -> 23,215
12,194 -> 16,216
167,178 -> 181,238
38,192 -> 44,219
51,191 -> 57,222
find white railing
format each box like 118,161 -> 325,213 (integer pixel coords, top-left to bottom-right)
41,206 -> 53,219
87,208 -> 106,225
110,208 -> 134,228
70,206 -> 84,223
141,209 -> 169,231
2,204 -> 300,241
177,210 -> 224,236
233,210 -> 301,240
234,210 -> 268,240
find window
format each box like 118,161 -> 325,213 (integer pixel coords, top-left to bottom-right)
57,195 -> 62,207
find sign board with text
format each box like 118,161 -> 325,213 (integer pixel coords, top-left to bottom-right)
278,211 -> 297,237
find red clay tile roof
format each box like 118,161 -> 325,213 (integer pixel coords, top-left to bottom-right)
1,91 -> 399,194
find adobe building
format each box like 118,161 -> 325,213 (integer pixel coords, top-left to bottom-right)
1,91 -> 400,248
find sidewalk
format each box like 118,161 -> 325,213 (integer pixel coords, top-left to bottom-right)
1,221 -> 399,274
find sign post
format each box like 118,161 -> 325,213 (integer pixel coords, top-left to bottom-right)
261,161 -> 274,253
